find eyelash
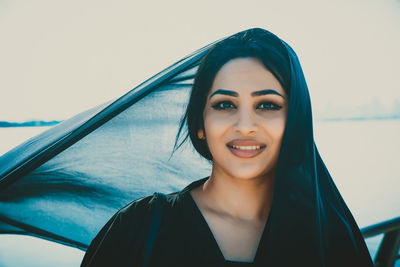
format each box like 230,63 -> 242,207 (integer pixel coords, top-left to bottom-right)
211,101 -> 282,111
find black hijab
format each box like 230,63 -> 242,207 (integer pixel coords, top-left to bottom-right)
257,30 -> 373,266
0,28 -> 373,266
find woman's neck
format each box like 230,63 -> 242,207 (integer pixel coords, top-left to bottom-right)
199,171 -> 275,222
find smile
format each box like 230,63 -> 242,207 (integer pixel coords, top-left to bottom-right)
226,140 -> 266,158
231,145 -> 262,150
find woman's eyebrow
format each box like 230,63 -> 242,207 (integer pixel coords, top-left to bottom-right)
209,89 -> 285,99
209,89 -> 238,99
251,89 -> 286,99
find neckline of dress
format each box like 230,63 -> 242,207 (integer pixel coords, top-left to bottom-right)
179,177 -> 271,264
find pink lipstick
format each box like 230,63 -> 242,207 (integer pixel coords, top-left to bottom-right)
226,140 -> 266,158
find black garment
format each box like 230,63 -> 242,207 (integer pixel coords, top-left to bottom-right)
81,177 -> 267,267
225,260 -> 254,266
81,29 -> 374,267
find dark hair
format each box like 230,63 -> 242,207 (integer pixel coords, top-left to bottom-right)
174,28 -> 291,161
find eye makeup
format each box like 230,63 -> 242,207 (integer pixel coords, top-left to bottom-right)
210,100 -> 283,111
256,101 -> 282,111
211,101 -> 236,111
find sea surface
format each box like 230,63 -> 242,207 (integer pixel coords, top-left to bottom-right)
0,120 -> 399,266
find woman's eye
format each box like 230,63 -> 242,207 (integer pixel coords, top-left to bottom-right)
212,101 -> 236,110
257,102 -> 282,111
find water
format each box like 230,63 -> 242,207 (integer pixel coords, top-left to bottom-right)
313,119 -> 400,227
0,120 -> 399,266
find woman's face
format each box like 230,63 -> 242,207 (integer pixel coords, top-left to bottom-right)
198,57 -> 288,181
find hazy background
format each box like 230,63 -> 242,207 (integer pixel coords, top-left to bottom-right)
0,0 -> 399,122
0,1 -> 399,266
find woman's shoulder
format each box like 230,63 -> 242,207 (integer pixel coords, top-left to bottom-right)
115,191 -> 183,222
117,177 -> 209,219
81,178 -> 208,266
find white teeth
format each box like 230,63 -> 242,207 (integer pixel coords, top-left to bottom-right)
232,145 -> 261,150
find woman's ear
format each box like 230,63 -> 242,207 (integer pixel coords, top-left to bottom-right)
197,129 -> 206,140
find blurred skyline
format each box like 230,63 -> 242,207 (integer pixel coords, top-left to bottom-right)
0,0 -> 399,122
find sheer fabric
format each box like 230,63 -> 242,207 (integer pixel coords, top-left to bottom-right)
0,29 -> 373,266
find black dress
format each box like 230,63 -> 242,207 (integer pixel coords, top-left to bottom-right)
81,29 -> 373,267
81,177 -> 271,267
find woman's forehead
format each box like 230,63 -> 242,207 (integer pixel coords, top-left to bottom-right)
209,58 -> 286,97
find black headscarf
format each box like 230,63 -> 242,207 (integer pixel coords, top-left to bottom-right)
256,30 -> 374,266
0,28 -> 373,266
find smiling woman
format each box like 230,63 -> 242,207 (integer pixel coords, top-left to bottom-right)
80,28 -> 374,267
199,58 -> 287,180
190,58 -> 288,263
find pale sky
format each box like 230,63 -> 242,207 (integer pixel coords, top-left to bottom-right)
0,0 -> 399,121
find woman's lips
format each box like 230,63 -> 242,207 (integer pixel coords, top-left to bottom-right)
226,140 -> 266,158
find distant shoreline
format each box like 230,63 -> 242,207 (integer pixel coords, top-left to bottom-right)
0,116 -> 398,128
318,115 -> 400,122
0,121 -> 61,127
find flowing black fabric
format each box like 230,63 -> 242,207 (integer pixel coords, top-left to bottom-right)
0,47 -> 213,250
0,29 -> 373,266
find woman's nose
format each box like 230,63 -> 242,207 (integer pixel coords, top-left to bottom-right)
233,108 -> 258,135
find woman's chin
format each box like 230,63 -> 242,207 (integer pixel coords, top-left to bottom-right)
224,169 -> 274,182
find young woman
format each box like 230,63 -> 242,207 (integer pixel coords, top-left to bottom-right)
81,28 -> 373,267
